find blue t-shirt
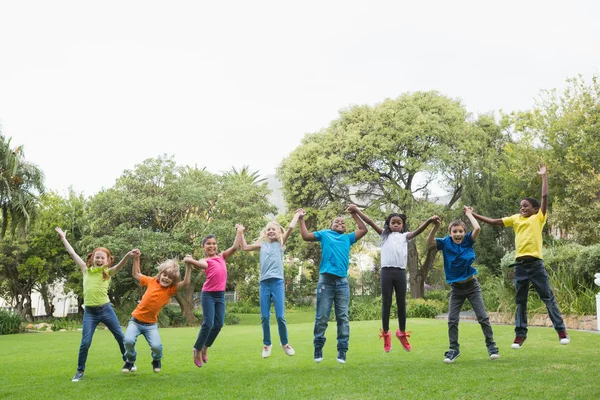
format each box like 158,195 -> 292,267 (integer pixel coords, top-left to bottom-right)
313,230 -> 357,278
435,231 -> 478,283
259,241 -> 284,281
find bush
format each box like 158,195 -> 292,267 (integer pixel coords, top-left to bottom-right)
348,296 -> 381,321
406,299 -> 446,318
0,310 -> 22,335
50,317 -> 77,331
348,296 -> 446,321
161,306 -> 187,327
224,314 -> 241,325
226,300 -> 260,314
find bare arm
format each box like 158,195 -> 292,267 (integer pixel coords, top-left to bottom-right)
349,209 -> 368,241
281,211 -> 301,245
346,204 -> 382,235
238,224 -> 262,251
407,216 -> 438,240
107,249 -> 136,277
539,164 -> 548,216
222,226 -> 243,260
470,210 -> 504,226
298,209 -> 316,242
55,227 -> 87,273
427,218 -> 441,250
131,250 -> 142,281
463,206 -> 481,241
176,263 -> 192,292
183,255 -> 208,270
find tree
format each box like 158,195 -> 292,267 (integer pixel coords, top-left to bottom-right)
279,92 -> 506,297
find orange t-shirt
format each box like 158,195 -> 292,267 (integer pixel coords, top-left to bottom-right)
131,275 -> 177,324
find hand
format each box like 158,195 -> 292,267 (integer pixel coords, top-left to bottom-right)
346,204 -> 359,213
183,255 -> 194,263
297,209 -> 306,219
430,215 -> 441,225
538,164 -> 547,175
55,227 -> 67,239
127,249 -> 140,258
235,224 -> 245,232
463,206 -> 473,215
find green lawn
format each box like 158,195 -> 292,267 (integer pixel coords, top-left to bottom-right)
2,316 -> 599,399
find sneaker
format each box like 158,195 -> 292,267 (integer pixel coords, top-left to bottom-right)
262,345 -> 272,358
443,350 -> 461,364
396,329 -> 412,352
379,329 -> 392,353
152,359 -> 161,373
511,336 -> 526,349
71,371 -> 84,382
282,344 -> 295,356
193,348 -> 203,368
558,331 -> 570,345
130,364 -> 137,372
336,350 -> 346,364
314,348 -> 323,363
122,361 -> 135,373
489,348 -> 500,360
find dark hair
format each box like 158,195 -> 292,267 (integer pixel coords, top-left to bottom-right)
201,234 -> 217,246
381,213 -> 408,243
522,197 -> 540,209
448,219 -> 468,234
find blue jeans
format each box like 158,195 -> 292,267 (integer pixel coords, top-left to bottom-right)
194,291 -> 225,350
77,303 -> 125,372
314,274 -> 350,352
513,258 -> 566,337
124,318 -> 162,362
260,278 -> 288,346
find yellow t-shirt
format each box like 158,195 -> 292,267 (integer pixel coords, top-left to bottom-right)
502,210 -> 547,259
83,267 -> 110,306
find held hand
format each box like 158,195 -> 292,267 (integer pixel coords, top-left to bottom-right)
463,206 -> 473,215
538,164 -> 547,175
346,204 -> 359,213
297,209 -> 306,218
430,215 -> 441,225
127,249 -> 141,258
183,255 -> 194,263
55,227 -> 67,239
235,223 -> 245,232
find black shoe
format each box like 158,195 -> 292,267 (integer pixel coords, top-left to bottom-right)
314,348 -> 323,363
443,350 -> 461,364
71,371 -> 84,382
489,348 -> 500,360
336,351 -> 347,364
152,359 -> 162,373
122,361 -> 135,373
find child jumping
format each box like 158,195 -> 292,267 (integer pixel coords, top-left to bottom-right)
56,227 -> 136,382
348,205 -> 439,353
122,251 -> 192,373
470,164 -> 569,348
185,228 -> 242,368
298,206 -> 368,364
427,209 -> 499,363
238,211 -> 301,358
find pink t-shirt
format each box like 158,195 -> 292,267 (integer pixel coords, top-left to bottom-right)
202,254 -> 227,292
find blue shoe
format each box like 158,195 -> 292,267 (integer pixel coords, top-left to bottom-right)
336,351 -> 346,364
314,348 -> 323,363
71,371 -> 84,382
443,350 -> 460,364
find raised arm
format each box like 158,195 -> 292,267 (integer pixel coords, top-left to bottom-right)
107,249 -> 137,277
298,209 -> 316,242
131,250 -> 142,281
176,262 -> 192,291
348,207 -> 368,241
55,227 -> 87,273
222,225 -> 243,260
183,255 -> 208,270
463,206 -> 481,241
427,217 -> 441,250
539,164 -> 548,216
281,211 -> 301,245
470,209 -> 504,226
407,215 -> 439,240
346,204 -> 382,235
238,224 -> 261,252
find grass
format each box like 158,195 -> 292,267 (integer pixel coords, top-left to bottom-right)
2,315 -> 600,399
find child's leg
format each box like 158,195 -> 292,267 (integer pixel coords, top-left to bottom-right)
140,323 -> 163,361
447,284 -> 467,351
514,265 -> 531,337
333,278 -> 350,352
123,319 -> 142,362
194,291 -> 215,350
100,304 -> 126,360
314,275 -> 334,350
380,268 -> 394,332
466,279 -> 496,350
77,308 -> 102,372
392,269 -> 408,331
528,260 -> 566,332
205,292 -> 225,347
259,280 -> 273,346
272,279 -> 289,345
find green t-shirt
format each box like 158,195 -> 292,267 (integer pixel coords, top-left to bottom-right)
83,267 -> 110,306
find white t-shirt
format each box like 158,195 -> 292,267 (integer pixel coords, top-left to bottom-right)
380,232 -> 410,269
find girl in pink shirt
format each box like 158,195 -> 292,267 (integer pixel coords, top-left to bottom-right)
184,227 -> 242,368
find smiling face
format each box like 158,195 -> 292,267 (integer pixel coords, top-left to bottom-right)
331,217 -> 346,233
265,223 -> 281,242
93,250 -> 109,267
520,199 -> 538,218
449,224 -> 466,244
158,273 -> 173,288
203,237 -> 218,257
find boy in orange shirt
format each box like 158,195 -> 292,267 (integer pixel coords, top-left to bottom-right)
122,251 -> 192,373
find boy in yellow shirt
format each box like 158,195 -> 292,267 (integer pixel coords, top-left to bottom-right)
470,164 -> 569,348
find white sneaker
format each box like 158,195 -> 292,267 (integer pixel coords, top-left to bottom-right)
281,344 -> 295,356
262,345 -> 272,358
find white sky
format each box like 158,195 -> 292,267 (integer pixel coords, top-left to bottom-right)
1,0 -> 599,196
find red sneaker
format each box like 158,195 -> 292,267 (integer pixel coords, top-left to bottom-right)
511,336 -> 526,349
379,329 -> 392,353
396,329 -> 412,352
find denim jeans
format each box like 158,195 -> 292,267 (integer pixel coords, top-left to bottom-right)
448,278 -> 496,352
380,268 -> 407,332
314,274 -> 350,352
260,278 -> 288,346
124,318 -> 162,362
77,303 -> 125,372
194,291 -> 225,350
513,258 -> 566,337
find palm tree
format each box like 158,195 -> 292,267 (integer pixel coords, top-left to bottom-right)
0,133 -> 45,239
223,165 -> 267,185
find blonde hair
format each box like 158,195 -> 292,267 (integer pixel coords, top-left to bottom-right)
155,259 -> 181,286
253,221 -> 286,247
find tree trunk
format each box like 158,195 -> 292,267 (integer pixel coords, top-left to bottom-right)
407,241 -> 439,298
176,288 -> 196,324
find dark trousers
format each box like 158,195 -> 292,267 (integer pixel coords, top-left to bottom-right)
380,267 -> 407,332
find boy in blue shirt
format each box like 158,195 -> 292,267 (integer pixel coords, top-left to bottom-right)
427,207 -> 499,363
298,206 -> 368,364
